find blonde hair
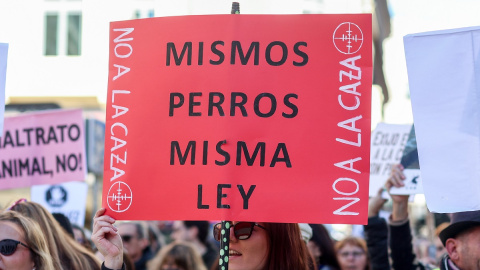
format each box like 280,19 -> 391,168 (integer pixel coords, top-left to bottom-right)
0,211 -> 56,270
7,201 -> 101,270
147,241 -> 207,270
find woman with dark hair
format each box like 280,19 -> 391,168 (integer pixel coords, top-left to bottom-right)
267,222 -> 315,270
93,209 -> 315,270
205,223 -> 315,270
212,221 -> 314,270
72,224 -> 94,252
308,224 -> 340,270
335,237 -> 370,270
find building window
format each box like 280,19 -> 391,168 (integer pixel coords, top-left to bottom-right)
67,14 -> 82,55
43,0 -> 82,56
45,14 -> 58,56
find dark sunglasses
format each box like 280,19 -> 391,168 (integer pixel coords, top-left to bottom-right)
0,239 -> 30,256
213,222 -> 267,241
121,235 -> 136,243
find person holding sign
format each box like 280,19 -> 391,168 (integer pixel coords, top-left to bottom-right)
364,164 -> 425,269
365,164 -> 448,269
385,164 -> 480,270
0,210 -> 55,270
92,208 -> 125,270
92,208 -> 315,270
211,221 -> 315,270
7,200 -> 102,270
384,164 -> 422,270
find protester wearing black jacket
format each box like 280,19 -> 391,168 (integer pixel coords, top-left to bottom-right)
364,164 -> 435,270
363,215 -> 389,270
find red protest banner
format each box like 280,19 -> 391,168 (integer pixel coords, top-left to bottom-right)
103,14 -> 372,224
0,109 -> 86,190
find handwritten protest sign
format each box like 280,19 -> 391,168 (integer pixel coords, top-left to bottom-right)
0,109 -> 86,190
390,125 -> 423,195
0,43 -> 7,134
31,181 -> 88,226
369,123 -> 411,196
103,14 -> 372,224
404,26 -> 480,212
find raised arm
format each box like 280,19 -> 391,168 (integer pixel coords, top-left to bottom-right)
364,187 -> 390,270
386,164 -> 417,270
91,208 -> 125,270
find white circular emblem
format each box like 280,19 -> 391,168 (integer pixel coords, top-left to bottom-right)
333,22 -> 364,54
107,181 -> 133,213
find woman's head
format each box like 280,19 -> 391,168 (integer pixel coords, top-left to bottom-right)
308,224 -> 339,269
72,224 -> 93,251
213,221 -> 314,270
7,200 -> 101,270
147,241 -> 206,270
335,237 -> 369,270
0,210 -> 55,270
7,200 -> 62,263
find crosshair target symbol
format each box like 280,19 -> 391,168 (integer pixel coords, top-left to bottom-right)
333,22 -> 364,54
107,181 -> 133,213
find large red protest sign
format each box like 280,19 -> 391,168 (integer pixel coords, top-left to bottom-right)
104,14 -> 372,224
0,109 -> 86,190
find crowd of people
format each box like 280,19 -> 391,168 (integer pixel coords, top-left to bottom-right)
1,164 -> 479,270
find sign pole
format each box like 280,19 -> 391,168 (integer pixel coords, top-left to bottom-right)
218,3 -> 240,270
219,221 -> 232,270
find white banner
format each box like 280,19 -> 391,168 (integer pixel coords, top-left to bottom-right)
31,181 -> 88,226
404,26 -> 480,212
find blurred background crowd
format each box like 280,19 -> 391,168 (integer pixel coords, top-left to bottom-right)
0,168 -> 461,270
